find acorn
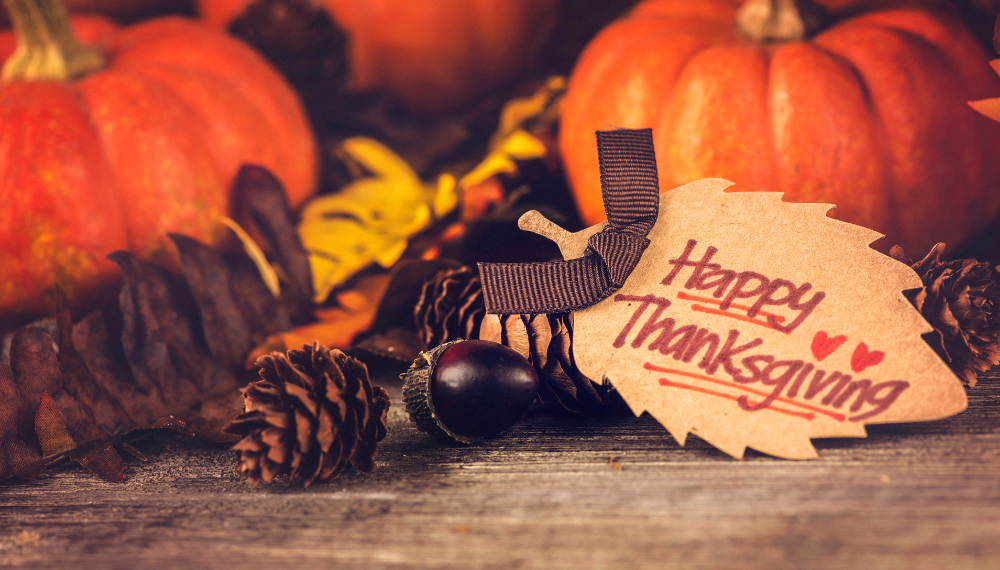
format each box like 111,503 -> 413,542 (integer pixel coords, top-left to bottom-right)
402,339 -> 539,443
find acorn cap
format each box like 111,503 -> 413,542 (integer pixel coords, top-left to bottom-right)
401,340 -> 478,444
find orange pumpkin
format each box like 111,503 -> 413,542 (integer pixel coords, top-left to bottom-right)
0,0 -> 317,320
198,0 -> 559,114
560,0 -> 1000,254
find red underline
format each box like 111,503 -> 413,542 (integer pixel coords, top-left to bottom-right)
657,378 -> 815,421
677,291 -> 786,323
690,304 -> 788,334
645,362 -> 845,422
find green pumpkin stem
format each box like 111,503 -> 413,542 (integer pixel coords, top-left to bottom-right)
737,0 -> 827,43
1,0 -> 104,82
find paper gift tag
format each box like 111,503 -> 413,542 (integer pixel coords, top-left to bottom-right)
518,179 -> 967,459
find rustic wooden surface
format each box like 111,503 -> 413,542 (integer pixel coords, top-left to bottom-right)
2,365 -> 1000,569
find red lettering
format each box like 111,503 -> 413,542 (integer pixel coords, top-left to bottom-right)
738,360 -> 804,412
705,329 -> 764,377
662,239 -> 718,289
612,294 -> 671,348
849,381 -> 910,421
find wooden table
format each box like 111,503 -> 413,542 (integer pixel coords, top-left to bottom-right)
2,366 -> 999,569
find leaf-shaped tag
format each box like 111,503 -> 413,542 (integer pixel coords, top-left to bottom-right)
522,179 -> 968,459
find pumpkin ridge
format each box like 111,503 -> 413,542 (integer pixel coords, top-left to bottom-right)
123,63 -> 273,202
822,20 -> 979,249
75,67 -> 227,257
813,30 -> 911,242
562,19 -> 730,217
666,44 -> 776,191
0,80 -> 129,316
761,43 -> 782,200
64,80 -> 136,252
797,38 -> 893,228
108,19 -> 317,206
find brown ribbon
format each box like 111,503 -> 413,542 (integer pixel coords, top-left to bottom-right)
478,128 -> 659,314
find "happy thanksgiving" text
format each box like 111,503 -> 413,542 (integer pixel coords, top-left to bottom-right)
610,239 -> 909,422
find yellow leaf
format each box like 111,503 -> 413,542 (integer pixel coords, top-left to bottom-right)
433,173 -> 458,218
492,76 -> 566,148
459,130 -> 548,189
458,76 -> 566,192
245,273 -> 391,366
298,138 -> 458,302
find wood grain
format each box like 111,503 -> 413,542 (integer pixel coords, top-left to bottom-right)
2,366 -> 1000,569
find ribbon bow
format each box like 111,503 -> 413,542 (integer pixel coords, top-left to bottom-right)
478,128 -> 659,314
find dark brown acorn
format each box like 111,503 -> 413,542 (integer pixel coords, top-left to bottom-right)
402,340 -> 538,443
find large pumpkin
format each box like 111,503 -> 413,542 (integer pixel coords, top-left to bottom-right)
560,0 -> 1000,254
198,0 -> 559,114
0,0 -> 317,320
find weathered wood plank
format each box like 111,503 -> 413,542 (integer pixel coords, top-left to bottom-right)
2,368 -> 1000,569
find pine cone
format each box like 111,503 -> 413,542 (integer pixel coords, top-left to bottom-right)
223,342 -> 390,486
414,266 -> 485,349
414,265 -> 626,413
479,312 -> 627,414
891,243 -> 1000,386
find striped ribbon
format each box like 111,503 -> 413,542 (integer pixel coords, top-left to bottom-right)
478,128 -> 659,314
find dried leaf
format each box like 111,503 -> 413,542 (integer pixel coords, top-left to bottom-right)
55,288 -> 133,433
171,233 -> 257,370
110,252 -> 237,410
182,391 -> 244,445
219,216 -> 280,297
246,273 -> 392,366
298,137 -> 459,302
969,61 -> 1000,121
76,441 -> 124,484
34,391 -> 75,457
69,310 -> 165,428
368,259 -> 464,334
230,165 -> 315,323
11,327 -> 104,445
0,363 -> 42,480
349,328 -> 423,364
221,252 -> 295,346
169,233 -> 293,372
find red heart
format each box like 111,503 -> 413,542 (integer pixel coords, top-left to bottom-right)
850,342 -> 885,373
811,331 -> 847,361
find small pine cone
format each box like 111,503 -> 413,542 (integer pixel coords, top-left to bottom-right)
479,312 -> 626,414
891,243 -> 1000,386
223,342 -> 391,486
414,266 -> 485,350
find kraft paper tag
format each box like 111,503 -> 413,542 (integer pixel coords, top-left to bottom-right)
517,179 -> 967,459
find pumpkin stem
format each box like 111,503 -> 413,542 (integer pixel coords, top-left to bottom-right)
736,0 -> 827,43
1,0 -> 104,82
